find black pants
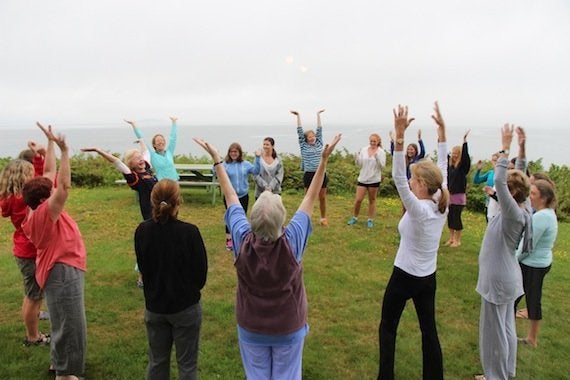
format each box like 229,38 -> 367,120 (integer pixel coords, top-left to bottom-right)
223,194 -> 249,234
378,267 -> 443,380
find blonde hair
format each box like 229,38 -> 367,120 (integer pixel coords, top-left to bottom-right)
250,191 -> 287,241
123,149 -> 140,171
507,169 -> 530,204
0,159 -> 35,198
450,145 -> 462,168
370,133 -> 382,148
410,159 -> 449,214
151,179 -> 181,224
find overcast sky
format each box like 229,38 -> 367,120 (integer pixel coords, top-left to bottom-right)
1,0 -> 569,129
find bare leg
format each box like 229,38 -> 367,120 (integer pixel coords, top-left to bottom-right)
526,320 -> 540,347
22,296 -> 42,340
451,230 -> 462,247
352,186 -> 366,218
367,187 -> 378,220
319,188 -> 327,219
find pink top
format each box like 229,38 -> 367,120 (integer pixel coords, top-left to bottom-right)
22,201 -> 87,288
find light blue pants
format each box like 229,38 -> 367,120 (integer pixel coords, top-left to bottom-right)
44,263 -> 86,377
479,298 -> 517,380
144,302 -> 202,380
238,339 -> 304,380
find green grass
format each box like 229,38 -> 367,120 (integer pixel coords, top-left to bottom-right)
1,187 -> 569,379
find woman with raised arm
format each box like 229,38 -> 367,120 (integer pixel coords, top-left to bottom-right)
125,118 -> 179,180
474,125 -> 532,380
135,179 -> 208,380
390,128 -> 425,179
254,137 -> 284,199
81,140 -> 157,221
194,132 -> 341,380
221,142 -> 261,250
378,103 -> 448,380
346,133 -> 386,228
444,130 -> 471,247
22,123 -> 87,380
292,109 -> 329,226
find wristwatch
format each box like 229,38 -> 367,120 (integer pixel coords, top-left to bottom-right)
499,149 -> 509,155
396,138 -> 404,145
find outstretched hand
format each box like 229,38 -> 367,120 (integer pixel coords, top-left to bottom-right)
321,133 -> 342,160
193,138 -> 221,161
431,101 -> 446,142
124,119 -> 136,128
501,123 -> 515,150
80,147 -> 98,153
464,129 -> 471,142
169,116 -> 178,122
393,105 -> 415,135
515,126 -> 526,147
36,122 -> 55,141
317,109 -> 326,115
290,110 -> 299,116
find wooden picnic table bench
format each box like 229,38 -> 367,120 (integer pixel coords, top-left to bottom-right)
115,163 -> 220,204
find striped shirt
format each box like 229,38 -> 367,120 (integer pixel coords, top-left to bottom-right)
297,126 -> 323,172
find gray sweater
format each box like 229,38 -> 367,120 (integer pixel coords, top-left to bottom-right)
476,157 -> 527,304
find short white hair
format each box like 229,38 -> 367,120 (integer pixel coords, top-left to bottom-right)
250,191 -> 287,241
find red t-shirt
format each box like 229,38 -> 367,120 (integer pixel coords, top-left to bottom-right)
0,196 -> 37,259
22,201 -> 87,288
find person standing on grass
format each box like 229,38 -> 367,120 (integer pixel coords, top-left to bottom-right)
135,179 -> 208,380
378,103 -> 448,380
292,109 -> 330,226
0,159 -> 51,347
221,142 -> 260,251
254,137 -> 284,200
19,140 -> 46,176
475,125 -> 532,380
22,123 -> 87,380
125,117 -> 179,180
513,177 -> 558,347
346,133 -> 386,228
193,132 -> 341,380
444,130 -> 471,247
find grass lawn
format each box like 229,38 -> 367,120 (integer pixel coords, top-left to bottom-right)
1,186 -> 569,379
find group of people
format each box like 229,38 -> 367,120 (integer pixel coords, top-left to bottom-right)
0,104 -> 559,380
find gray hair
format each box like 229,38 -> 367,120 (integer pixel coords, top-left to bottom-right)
250,191 -> 287,241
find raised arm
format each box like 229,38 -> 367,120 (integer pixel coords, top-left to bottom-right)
125,119 -> 143,140
36,122 -> 56,182
515,126 -> 527,172
298,133 -> 341,215
47,132 -> 71,220
81,147 -> 131,175
167,117 -> 178,154
431,101 -> 448,188
193,138 -> 239,206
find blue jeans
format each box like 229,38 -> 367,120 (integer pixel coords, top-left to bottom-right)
239,339 -> 304,380
144,302 -> 202,380
44,263 -> 86,377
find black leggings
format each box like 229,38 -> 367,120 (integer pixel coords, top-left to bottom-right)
378,267 -> 443,380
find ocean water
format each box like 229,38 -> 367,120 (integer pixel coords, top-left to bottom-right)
0,123 -> 567,167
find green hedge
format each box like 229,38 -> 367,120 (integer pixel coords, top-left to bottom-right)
1,152 -> 568,220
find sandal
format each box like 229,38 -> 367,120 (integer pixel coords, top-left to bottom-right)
516,308 -> 528,319
23,332 -> 51,347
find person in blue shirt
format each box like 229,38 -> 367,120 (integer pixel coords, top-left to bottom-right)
222,142 -> 260,250
125,118 -> 179,180
193,132 -> 340,380
474,153 -> 499,222
515,177 -> 558,347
